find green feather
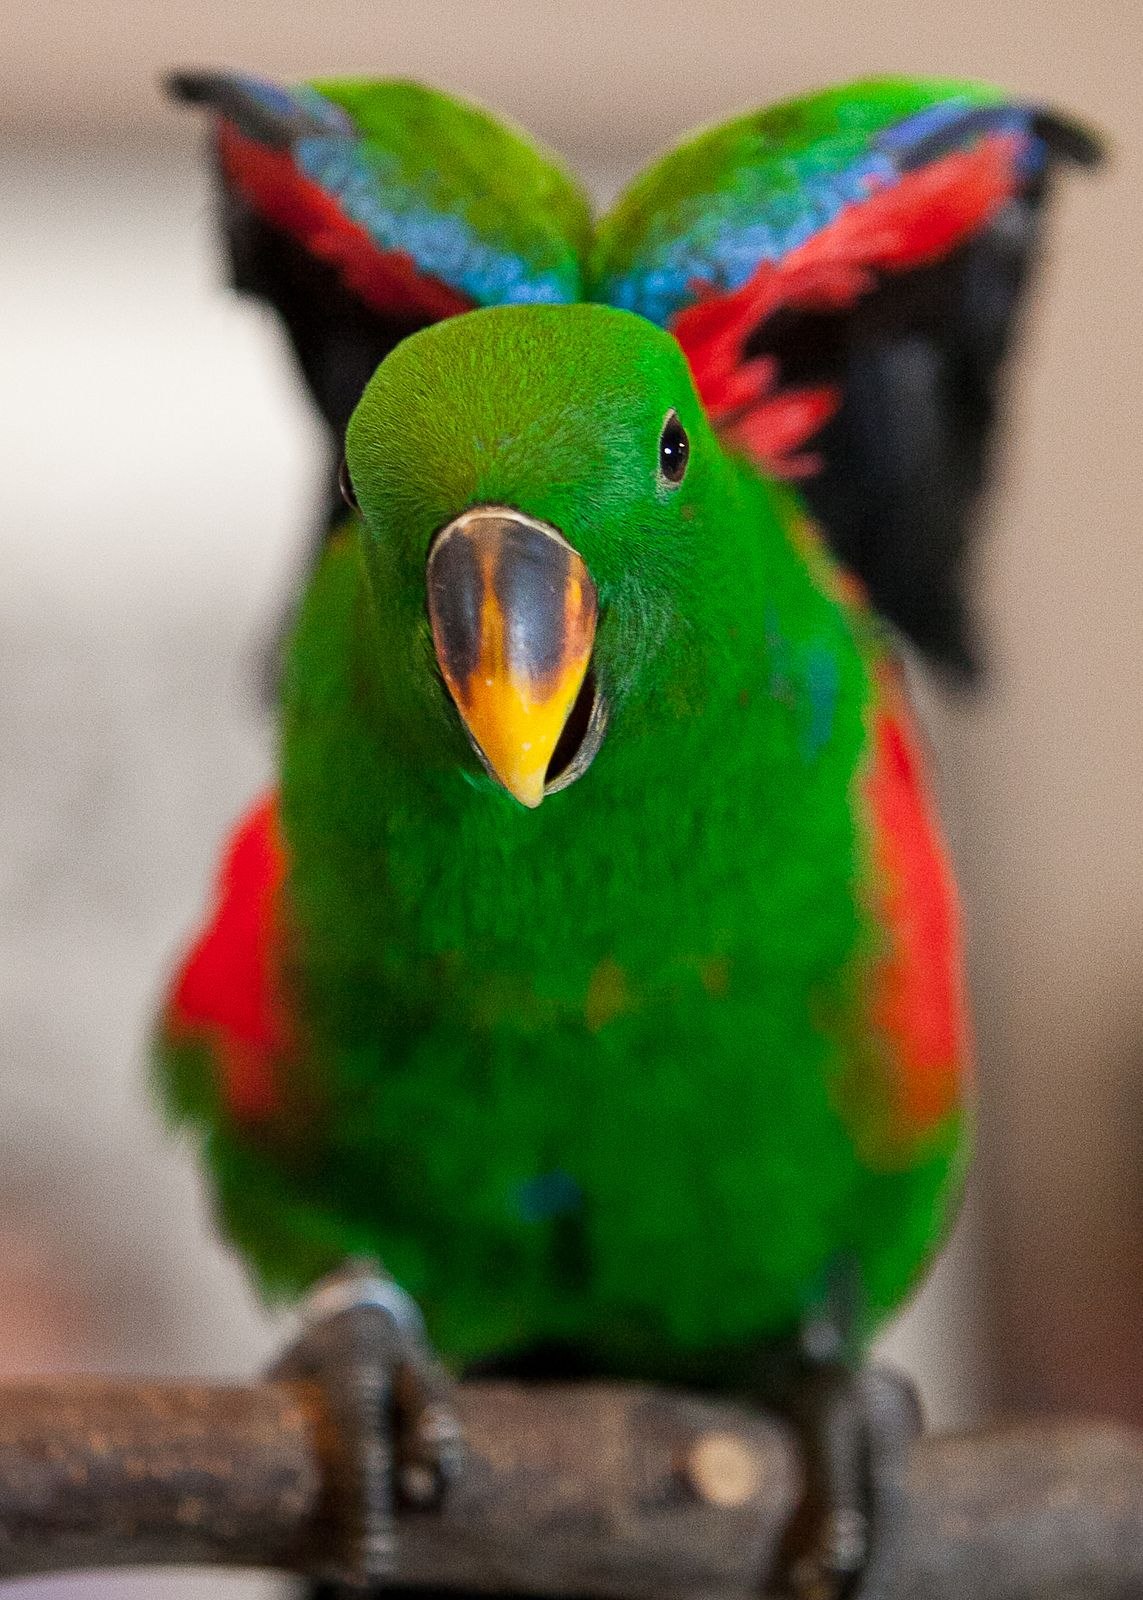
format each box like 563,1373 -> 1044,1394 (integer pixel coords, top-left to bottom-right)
163,304 -> 964,1378
590,77 -> 1008,315
308,77 -> 591,306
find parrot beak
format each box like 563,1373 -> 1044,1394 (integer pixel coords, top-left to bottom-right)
427,506 -> 603,808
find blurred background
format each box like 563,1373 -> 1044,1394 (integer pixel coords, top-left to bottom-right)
0,1 -> 1139,1595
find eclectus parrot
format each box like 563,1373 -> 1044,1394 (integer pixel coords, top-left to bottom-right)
161,72 -> 1099,1599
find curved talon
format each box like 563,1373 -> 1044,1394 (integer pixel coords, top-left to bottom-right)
392,1350 -> 465,1511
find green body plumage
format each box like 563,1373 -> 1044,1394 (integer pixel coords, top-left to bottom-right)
162,305 -> 965,1382
159,64 -> 1103,1393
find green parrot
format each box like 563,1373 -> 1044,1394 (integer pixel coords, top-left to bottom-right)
161,71 -> 1099,1598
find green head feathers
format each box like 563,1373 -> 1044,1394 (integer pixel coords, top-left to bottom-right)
343,304 -> 747,808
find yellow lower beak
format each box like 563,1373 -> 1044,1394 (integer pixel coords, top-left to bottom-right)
427,507 -> 598,808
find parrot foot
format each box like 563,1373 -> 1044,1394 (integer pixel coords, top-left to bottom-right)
763,1362 -> 922,1600
270,1258 -> 463,1591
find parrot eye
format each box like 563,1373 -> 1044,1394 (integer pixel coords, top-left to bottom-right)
658,411 -> 689,485
338,456 -> 359,511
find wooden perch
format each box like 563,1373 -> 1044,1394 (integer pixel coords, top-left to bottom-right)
0,1375 -> 1140,1599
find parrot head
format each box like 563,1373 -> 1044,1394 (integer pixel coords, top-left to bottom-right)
344,303 -> 725,808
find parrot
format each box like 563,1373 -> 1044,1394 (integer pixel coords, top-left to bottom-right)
159,71 -> 1100,1600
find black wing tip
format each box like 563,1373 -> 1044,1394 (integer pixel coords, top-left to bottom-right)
889,598 -> 982,688
925,635 -> 982,690
1033,110 -> 1107,170
164,69 -> 229,108
162,67 -> 345,147
162,67 -> 313,149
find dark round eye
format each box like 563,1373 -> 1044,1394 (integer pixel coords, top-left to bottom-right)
658,410 -> 689,484
338,456 -> 359,511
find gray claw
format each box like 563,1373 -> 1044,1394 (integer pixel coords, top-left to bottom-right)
270,1259 -> 462,1588
763,1363 -> 920,1600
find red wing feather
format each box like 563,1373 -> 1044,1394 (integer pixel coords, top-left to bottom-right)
219,124 -> 472,322
673,135 -> 1022,476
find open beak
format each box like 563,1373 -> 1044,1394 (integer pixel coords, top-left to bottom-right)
427,506 -> 604,808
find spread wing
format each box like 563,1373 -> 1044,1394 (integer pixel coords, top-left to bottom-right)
592,79 -> 1102,674
170,71 -> 592,521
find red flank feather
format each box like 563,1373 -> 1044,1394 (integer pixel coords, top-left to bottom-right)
864,677 -> 970,1144
167,793 -> 293,1124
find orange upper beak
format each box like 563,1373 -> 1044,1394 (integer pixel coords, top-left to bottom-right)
426,506 -> 598,808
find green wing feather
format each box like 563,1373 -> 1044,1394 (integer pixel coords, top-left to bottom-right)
171,70 -> 592,315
